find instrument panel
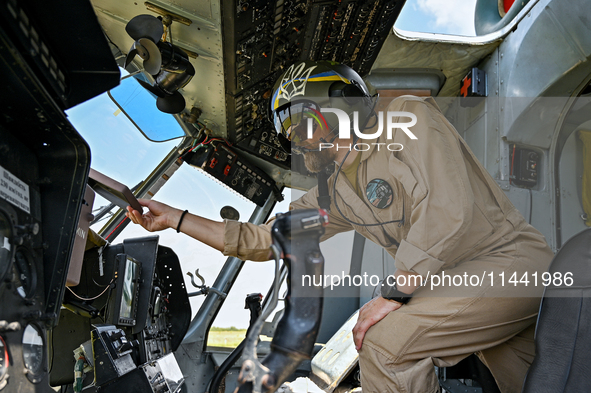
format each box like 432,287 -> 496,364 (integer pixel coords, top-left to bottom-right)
49,238 -> 190,391
222,0 -> 404,168
0,146 -> 48,392
0,1 -> 119,391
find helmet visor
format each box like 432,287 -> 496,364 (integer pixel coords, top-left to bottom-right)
273,100 -> 328,143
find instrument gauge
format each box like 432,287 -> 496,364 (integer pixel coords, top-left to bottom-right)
12,248 -> 36,299
0,211 -> 15,284
0,336 -> 8,390
22,324 -> 45,383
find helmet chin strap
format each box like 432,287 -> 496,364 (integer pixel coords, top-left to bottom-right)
316,166 -> 332,212
316,133 -> 359,212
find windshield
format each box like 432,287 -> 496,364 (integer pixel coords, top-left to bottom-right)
108,74 -> 186,142
118,164 -> 271,323
66,89 -> 179,192
66,76 -> 277,329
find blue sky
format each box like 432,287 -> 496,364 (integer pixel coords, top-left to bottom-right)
67,90 -> 291,329
66,0 -> 477,329
395,0 -> 477,36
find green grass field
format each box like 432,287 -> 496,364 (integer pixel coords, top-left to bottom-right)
207,328 -> 247,347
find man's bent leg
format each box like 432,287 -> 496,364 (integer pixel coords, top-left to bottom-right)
355,243 -> 545,393
355,227 -> 551,393
358,346 -> 440,393
358,295 -> 538,393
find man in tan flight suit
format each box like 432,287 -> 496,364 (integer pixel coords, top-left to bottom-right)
127,61 -> 553,393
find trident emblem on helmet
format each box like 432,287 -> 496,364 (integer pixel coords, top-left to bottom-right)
277,63 -> 318,102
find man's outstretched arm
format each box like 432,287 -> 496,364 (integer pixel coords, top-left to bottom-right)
126,198 -> 225,253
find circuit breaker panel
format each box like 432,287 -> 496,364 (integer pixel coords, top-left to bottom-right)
183,142 -> 276,206
222,0 -> 405,168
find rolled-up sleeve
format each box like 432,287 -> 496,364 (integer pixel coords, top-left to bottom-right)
223,219 -> 274,261
289,185 -> 354,242
393,99 -> 474,277
223,184 -> 354,261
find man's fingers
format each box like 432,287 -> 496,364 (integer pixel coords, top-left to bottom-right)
126,206 -> 148,227
353,330 -> 365,350
353,318 -> 372,350
129,209 -> 140,222
353,313 -> 376,350
353,300 -> 373,349
353,297 -> 402,351
137,198 -> 151,206
126,205 -> 143,224
125,209 -> 136,224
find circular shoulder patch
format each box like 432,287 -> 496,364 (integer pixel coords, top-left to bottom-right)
365,179 -> 394,209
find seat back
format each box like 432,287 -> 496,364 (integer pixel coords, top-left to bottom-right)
522,229 -> 591,392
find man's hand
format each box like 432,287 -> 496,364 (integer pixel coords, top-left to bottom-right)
353,296 -> 402,350
126,199 -> 181,232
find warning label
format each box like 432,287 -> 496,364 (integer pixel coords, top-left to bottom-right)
0,165 -> 30,214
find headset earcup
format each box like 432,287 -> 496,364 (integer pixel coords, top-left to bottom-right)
342,83 -> 365,98
329,81 -> 365,98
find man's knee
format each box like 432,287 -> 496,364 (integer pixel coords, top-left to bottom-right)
358,348 -> 440,393
361,309 -> 420,364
